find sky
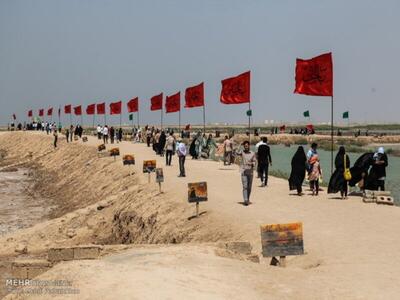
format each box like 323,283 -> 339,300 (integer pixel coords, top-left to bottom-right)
1,0 -> 399,127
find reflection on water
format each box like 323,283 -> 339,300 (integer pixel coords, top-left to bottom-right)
267,145 -> 400,205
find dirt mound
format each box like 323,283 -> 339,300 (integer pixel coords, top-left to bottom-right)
0,132 -> 235,256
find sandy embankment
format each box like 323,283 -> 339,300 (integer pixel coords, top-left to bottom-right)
1,132 -> 400,299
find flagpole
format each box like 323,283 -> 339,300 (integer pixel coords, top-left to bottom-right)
104,114 -> 107,126
179,109 -> 181,133
203,104 -> 206,134
248,101 -> 251,144
81,114 -> 83,127
69,114 -> 72,126
92,114 -> 95,129
331,96 -> 334,175
120,113 -> 122,128
137,111 -> 140,128
161,107 -> 163,130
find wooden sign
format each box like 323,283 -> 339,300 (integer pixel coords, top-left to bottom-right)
109,148 -> 120,156
98,144 -> 106,152
260,222 -> 304,257
143,160 -> 156,173
155,168 -> 164,183
188,182 -> 208,203
82,136 -> 88,142
123,154 -> 135,165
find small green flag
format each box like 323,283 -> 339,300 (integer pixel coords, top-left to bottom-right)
342,111 -> 349,119
303,110 -> 310,118
246,109 -> 252,117
129,114 -> 133,121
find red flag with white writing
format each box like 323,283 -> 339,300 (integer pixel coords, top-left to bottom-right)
64,105 -> 72,114
28,110 -> 33,117
39,109 -> 44,117
86,104 -> 95,115
220,71 -> 250,104
165,92 -> 180,113
110,101 -> 122,115
151,93 -> 163,111
294,52 -> 333,96
74,105 -> 82,116
127,97 -> 139,113
47,107 -> 53,116
185,82 -> 204,108
96,103 -> 105,115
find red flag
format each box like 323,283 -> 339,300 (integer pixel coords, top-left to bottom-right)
64,104 -> 71,114
165,92 -> 180,113
306,124 -> 314,132
279,125 -> 286,132
185,82 -> 204,108
47,107 -> 53,116
86,103 -> 95,115
39,109 -> 44,117
294,52 -> 333,96
127,97 -> 138,113
28,110 -> 33,117
220,71 -> 250,104
110,101 -> 122,115
96,103 -> 105,115
74,105 -> 82,116
150,93 -> 163,111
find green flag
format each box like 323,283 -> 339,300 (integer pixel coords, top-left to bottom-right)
303,110 -> 310,118
129,114 -> 133,121
342,111 -> 349,119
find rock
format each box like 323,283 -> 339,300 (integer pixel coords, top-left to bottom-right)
66,228 -> 76,238
246,254 -> 260,263
15,244 -> 28,254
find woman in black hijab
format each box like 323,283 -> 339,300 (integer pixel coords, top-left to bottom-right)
288,146 -> 307,196
158,131 -> 166,156
328,146 -> 350,199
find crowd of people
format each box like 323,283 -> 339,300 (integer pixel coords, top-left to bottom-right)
21,122 -> 390,206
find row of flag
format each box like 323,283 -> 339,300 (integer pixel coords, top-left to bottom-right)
20,52 -> 333,122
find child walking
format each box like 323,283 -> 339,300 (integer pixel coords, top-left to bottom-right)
308,155 -> 322,196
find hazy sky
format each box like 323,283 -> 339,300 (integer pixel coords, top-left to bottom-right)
1,0 -> 399,126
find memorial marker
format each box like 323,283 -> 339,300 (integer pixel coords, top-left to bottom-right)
109,148 -> 120,161
188,182 -> 208,217
143,160 -> 156,182
260,222 -> 304,267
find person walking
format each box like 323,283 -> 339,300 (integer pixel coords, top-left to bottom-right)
97,124 -> 102,139
288,146 -> 307,196
53,129 -> 58,148
257,137 -> 272,187
308,155 -> 322,196
239,141 -> 256,206
69,125 -> 74,142
65,128 -> 70,143
110,127 -> 115,144
328,146 -> 351,199
165,132 -> 175,166
103,125 -> 109,144
177,139 -> 187,177
118,128 -> 123,143
223,135 -> 233,165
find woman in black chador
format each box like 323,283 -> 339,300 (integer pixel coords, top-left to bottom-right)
328,146 -> 350,199
288,146 -> 307,196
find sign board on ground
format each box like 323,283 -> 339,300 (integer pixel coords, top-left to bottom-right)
82,136 -> 88,142
155,168 -> 164,183
109,148 -> 120,156
98,144 -> 106,152
143,160 -> 156,173
123,154 -> 135,165
260,222 -> 304,257
188,182 -> 208,203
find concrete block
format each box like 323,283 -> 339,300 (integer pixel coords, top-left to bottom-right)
73,246 -> 101,260
48,247 -> 74,262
